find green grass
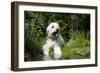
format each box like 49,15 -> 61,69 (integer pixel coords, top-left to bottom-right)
62,31 -> 90,59
49,31 -> 90,60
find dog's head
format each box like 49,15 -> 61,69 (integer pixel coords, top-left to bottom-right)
46,22 -> 60,40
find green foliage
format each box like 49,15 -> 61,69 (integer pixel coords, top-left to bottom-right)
24,11 -> 90,61
62,31 -> 90,59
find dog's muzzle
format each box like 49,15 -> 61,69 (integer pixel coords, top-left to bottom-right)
52,29 -> 59,40
52,29 -> 59,36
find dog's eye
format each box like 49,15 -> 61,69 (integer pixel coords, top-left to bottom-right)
52,26 -> 54,28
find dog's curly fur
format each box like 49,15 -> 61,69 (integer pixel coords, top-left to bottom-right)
42,22 -> 64,60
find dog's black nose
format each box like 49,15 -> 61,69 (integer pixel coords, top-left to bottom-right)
56,29 -> 59,32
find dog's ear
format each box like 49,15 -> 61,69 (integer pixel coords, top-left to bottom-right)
46,25 -> 51,38
46,26 -> 49,36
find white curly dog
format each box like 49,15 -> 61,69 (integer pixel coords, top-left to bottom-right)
42,22 -> 64,60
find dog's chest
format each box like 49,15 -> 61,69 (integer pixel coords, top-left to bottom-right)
47,38 -> 61,47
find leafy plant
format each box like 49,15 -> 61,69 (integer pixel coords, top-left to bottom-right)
62,31 -> 90,59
